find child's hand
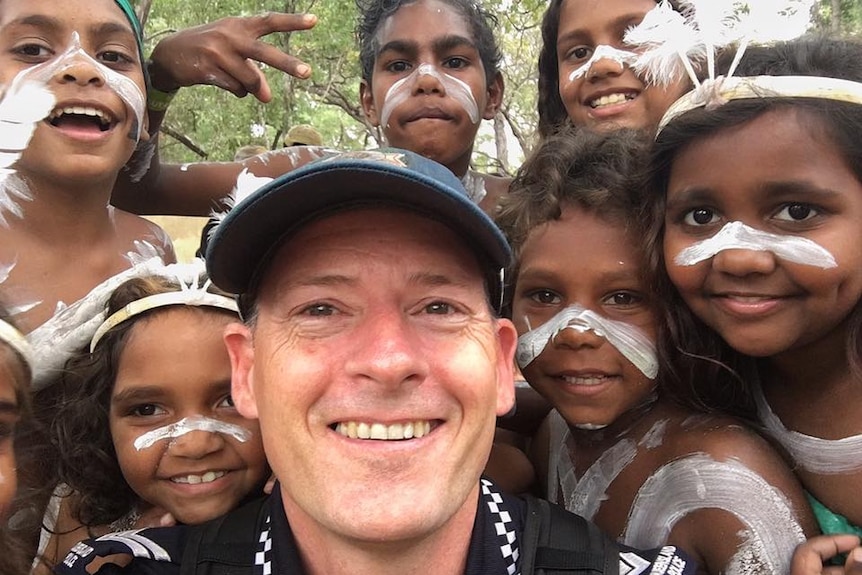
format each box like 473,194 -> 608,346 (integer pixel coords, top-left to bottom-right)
147,12 -> 317,103
791,535 -> 862,574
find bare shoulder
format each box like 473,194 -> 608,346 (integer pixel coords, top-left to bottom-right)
477,172 -> 511,215
112,210 -> 176,263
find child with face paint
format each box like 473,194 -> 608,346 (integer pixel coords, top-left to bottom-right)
0,0 -> 176,334
645,36 -> 862,568
30,265 -> 268,572
497,126 -> 819,574
536,0 -> 690,137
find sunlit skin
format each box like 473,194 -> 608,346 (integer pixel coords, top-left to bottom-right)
513,205 -> 657,431
556,0 -> 687,132
225,208 -> 517,573
0,0 -> 148,188
109,307 -> 267,525
663,108 -> 862,361
0,357 -> 21,520
360,0 -> 503,178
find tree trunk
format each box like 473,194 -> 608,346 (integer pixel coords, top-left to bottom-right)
832,0 -> 841,33
136,0 -> 153,29
493,112 -> 510,174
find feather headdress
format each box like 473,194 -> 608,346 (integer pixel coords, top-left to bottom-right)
0,71 -> 55,226
623,0 -> 818,126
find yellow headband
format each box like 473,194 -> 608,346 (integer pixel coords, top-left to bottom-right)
0,318 -> 32,372
90,289 -> 239,352
658,74 -> 862,135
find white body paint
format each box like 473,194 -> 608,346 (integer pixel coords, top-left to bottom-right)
566,45 -> 639,83
517,304 -> 658,379
625,453 -> 805,575
133,416 -> 252,451
674,221 -> 837,268
755,384 -> 862,474
24,33 -> 145,142
380,63 -> 480,128
462,170 -> 487,204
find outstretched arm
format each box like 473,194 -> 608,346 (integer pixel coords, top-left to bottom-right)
113,12 -> 317,216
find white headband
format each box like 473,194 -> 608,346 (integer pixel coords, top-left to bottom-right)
0,318 -> 32,373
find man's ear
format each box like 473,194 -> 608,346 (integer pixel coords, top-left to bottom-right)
482,72 -> 504,121
494,317 -> 518,416
224,322 -> 258,419
360,78 -> 381,126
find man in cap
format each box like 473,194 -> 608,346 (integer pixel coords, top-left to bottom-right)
282,124 -> 324,147
57,149 -> 696,575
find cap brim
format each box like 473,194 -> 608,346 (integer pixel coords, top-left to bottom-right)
206,158 -> 511,297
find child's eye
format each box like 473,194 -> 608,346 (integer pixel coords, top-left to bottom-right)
527,289 -> 561,305
444,56 -> 468,70
13,43 -> 52,60
217,395 -> 236,409
683,207 -> 720,226
131,404 -> 165,417
774,203 -> 818,222
99,50 -> 135,66
566,46 -> 592,62
602,292 -> 642,307
386,60 -> 412,73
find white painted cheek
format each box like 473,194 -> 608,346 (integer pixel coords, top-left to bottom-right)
133,415 -> 253,451
674,221 -> 837,269
23,33 -> 146,143
566,45 -> 639,83
624,454 -> 806,574
442,73 -> 480,123
380,74 -> 413,130
516,304 -> 658,379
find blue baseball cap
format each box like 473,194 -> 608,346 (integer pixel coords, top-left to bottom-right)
205,149 -> 512,312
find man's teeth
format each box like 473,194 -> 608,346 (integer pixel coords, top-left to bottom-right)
49,106 -> 111,124
171,470 -> 226,485
589,93 -> 634,108
562,375 -> 610,386
335,421 -> 432,440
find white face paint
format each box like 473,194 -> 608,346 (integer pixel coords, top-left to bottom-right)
379,63 -> 480,128
22,32 -> 146,143
133,416 -> 252,451
755,384 -> 862,474
674,220 -> 837,269
624,454 -> 806,575
566,45 -> 639,83
517,304 -> 658,379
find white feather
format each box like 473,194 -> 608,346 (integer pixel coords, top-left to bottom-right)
0,73 -> 55,226
206,169 -> 273,242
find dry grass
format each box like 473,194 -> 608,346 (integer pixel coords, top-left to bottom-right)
145,216 -> 209,262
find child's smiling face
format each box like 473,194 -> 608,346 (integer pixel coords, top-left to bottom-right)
512,204 -> 658,430
0,0 -> 148,183
109,308 -> 267,525
555,0 -> 687,132
663,108 -> 862,360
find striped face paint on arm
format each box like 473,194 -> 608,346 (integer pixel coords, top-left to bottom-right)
674,221 -> 837,269
516,303 -> 659,379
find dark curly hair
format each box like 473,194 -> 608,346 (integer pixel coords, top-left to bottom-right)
356,0 -> 502,86
537,0 -> 681,138
643,36 -> 862,418
50,274 -> 238,528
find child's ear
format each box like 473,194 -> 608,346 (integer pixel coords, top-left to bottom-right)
482,72 -> 505,121
359,79 -> 381,127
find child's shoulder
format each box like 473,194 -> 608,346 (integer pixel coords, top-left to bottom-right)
111,210 -> 176,264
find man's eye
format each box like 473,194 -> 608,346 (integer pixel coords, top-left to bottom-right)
683,208 -> 719,226
303,304 -> 335,317
425,302 -> 454,315
774,203 -> 818,222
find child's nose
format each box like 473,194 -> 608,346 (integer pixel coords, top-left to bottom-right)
412,66 -> 446,95
552,324 -> 606,351
711,248 -> 779,277
58,58 -> 106,87
586,55 -> 625,82
168,429 -> 226,459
